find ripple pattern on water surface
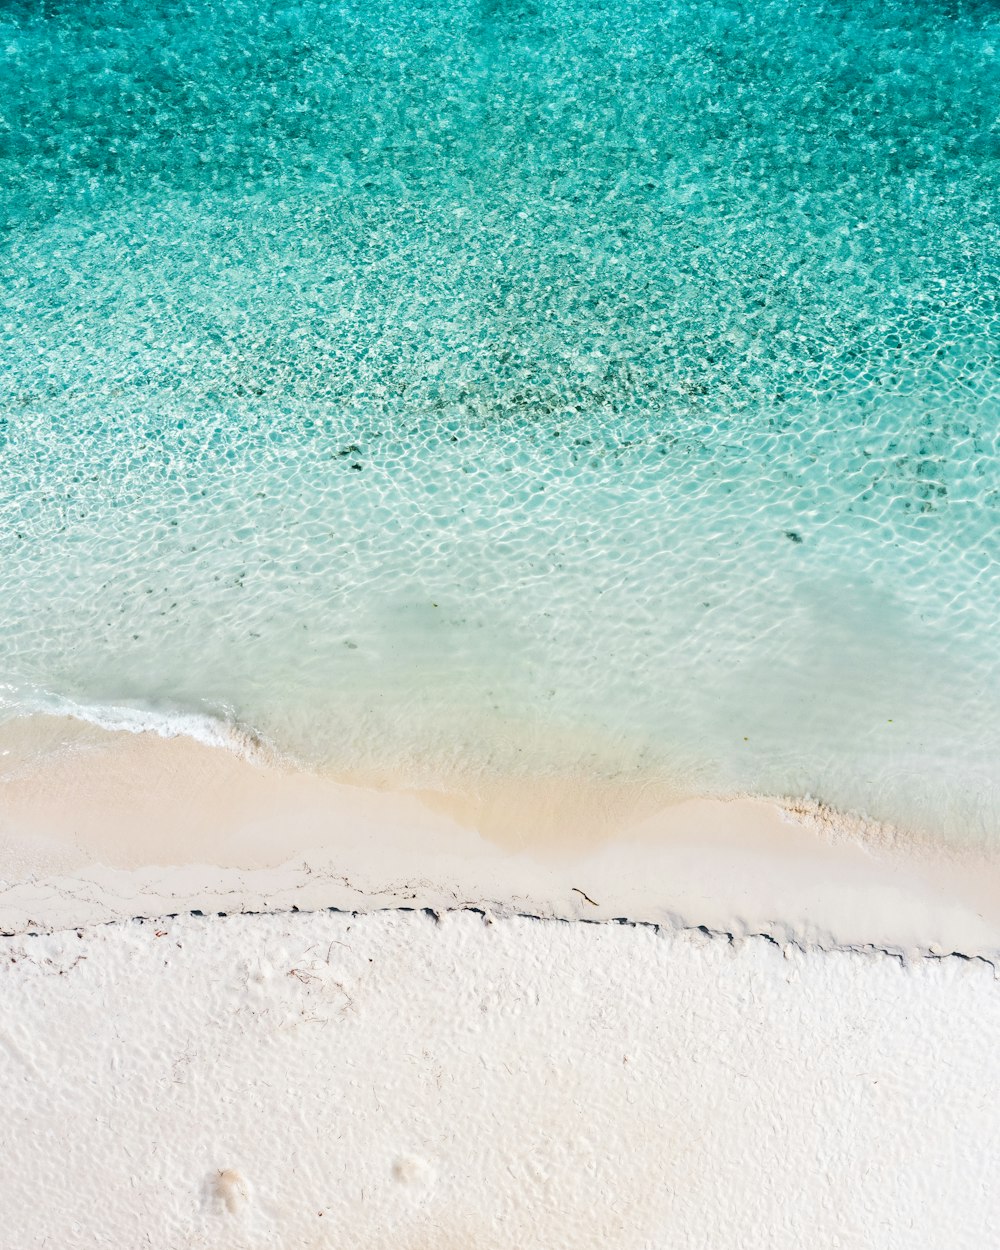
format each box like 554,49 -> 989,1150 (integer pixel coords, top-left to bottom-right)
1,0 -> 999,838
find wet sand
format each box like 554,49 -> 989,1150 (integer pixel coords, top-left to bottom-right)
2,714 -> 998,954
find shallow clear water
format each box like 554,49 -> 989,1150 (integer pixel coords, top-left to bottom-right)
2,0 -> 999,837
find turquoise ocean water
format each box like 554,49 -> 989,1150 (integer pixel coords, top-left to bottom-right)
1,0 -> 998,838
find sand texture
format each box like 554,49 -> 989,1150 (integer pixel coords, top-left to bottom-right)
0,908 -> 997,1250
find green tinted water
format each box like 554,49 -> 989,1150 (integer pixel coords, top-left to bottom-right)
2,0 -> 998,837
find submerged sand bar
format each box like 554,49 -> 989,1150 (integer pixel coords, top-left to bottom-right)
2,714 -> 999,956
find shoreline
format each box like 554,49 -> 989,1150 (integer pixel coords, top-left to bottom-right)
2,713 -> 999,954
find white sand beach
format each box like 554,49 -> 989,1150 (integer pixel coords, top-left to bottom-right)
2,908 -> 998,1250
2,715 -> 1000,1249
5,0 -> 999,1242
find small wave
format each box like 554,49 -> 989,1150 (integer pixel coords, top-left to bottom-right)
0,690 -> 275,765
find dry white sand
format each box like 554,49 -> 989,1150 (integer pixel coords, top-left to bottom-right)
1,908 -> 997,1250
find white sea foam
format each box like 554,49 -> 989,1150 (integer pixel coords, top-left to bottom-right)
0,691 -> 271,764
